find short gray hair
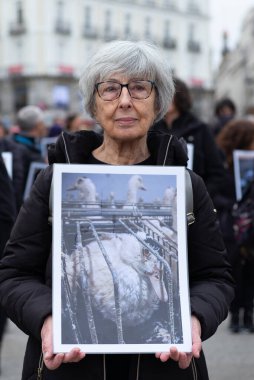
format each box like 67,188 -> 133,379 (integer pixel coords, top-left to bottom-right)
17,105 -> 44,132
79,40 -> 174,122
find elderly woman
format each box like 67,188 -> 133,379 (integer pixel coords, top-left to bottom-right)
0,41 -> 233,380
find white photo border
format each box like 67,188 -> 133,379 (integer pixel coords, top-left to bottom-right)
23,162 -> 48,200
53,164 -> 192,354
233,149 -> 254,201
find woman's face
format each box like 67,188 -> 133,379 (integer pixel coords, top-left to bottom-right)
93,74 -> 158,142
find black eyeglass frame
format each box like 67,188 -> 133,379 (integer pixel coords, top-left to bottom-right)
95,80 -> 155,101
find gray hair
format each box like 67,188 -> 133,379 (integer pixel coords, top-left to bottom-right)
79,40 -> 174,122
17,105 -> 44,132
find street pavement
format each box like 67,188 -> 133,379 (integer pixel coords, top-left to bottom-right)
1,317 -> 253,379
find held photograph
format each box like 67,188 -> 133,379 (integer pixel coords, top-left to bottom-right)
23,162 -> 48,200
1,151 -> 13,178
233,150 -> 254,201
52,164 -> 191,354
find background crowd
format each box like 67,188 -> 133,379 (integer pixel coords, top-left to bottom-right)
0,73 -> 253,375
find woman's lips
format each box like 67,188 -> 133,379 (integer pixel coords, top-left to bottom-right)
115,117 -> 137,125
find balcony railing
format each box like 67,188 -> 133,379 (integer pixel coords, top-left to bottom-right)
9,22 -> 26,36
163,37 -> 177,50
83,27 -> 97,39
187,3 -> 201,14
55,20 -> 71,35
103,31 -> 118,42
187,40 -> 201,53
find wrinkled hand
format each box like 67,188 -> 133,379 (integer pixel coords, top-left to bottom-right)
155,315 -> 202,369
41,315 -> 86,370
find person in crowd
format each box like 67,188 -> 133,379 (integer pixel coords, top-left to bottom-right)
215,119 -> 254,333
152,77 -> 226,201
65,113 -> 96,132
0,40 -> 234,380
0,120 -> 8,138
11,105 -> 45,195
0,155 -> 16,373
48,115 -> 66,137
0,133 -> 26,210
244,105 -> 254,122
212,98 -> 236,136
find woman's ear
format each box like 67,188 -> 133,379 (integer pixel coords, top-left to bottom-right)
92,102 -> 97,119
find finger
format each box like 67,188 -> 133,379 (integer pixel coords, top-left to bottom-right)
178,352 -> 192,369
169,346 -> 179,362
44,353 -> 65,370
62,348 -> 86,363
192,341 -> 202,358
158,346 -> 179,363
159,352 -> 171,362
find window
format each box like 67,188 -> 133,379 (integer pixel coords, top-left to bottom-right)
104,9 -> 112,34
124,13 -> 131,38
164,20 -> 170,39
144,16 -> 151,39
14,82 -> 27,111
9,1 -> 26,35
55,0 -> 70,35
187,24 -> 200,53
83,6 -> 97,38
84,6 -> 91,30
57,0 -> 64,21
163,0 -> 176,8
187,0 -> 200,13
16,1 -> 24,24
163,20 -> 177,49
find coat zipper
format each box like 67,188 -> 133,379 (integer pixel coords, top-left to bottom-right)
162,135 -> 173,166
103,354 -> 106,380
61,132 -> 71,164
191,357 -> 198,380
136,354 -> 140,380
37,352 -> 44,380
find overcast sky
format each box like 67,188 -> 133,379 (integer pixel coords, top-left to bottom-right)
209,0 -> 254,68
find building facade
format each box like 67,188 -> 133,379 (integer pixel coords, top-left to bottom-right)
215,8 -> 254,117
0,0 -> 212,123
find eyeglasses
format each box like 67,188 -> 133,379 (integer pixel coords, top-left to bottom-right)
95,80 -> 155,101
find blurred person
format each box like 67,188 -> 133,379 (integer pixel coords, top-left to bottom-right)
65,113 -> 96,132
244,105 -> 254,122
10,105 -> 46,204
0,40 -> 234,380
0,133 -> 27,210
212,98 -> 236,136
48,115 -> 66,137
0,155 -> 16,373
215,119 -> 254,333
152,77 -> 226,201
8,124 -> 21,135
0,120 -> 8,138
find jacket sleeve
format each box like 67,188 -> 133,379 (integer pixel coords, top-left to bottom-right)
0,156 -> 16,256
188,171 -> 234,341
0,165 -> 53,341
198,125 -> 226,200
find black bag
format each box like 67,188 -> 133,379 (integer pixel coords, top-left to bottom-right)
232,181 -> 254,261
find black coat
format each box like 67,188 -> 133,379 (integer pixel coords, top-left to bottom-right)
0,131 -> 234,380
153,113 -> 226,200
0,155 -> 16,256
0,155 -> 16,341
0,137 -> 28,210
11,134 -> 44,202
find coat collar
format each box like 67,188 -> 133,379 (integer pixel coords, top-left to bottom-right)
48,130 -> 188,167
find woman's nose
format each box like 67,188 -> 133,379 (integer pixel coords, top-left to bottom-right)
118,87 -> 132,107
